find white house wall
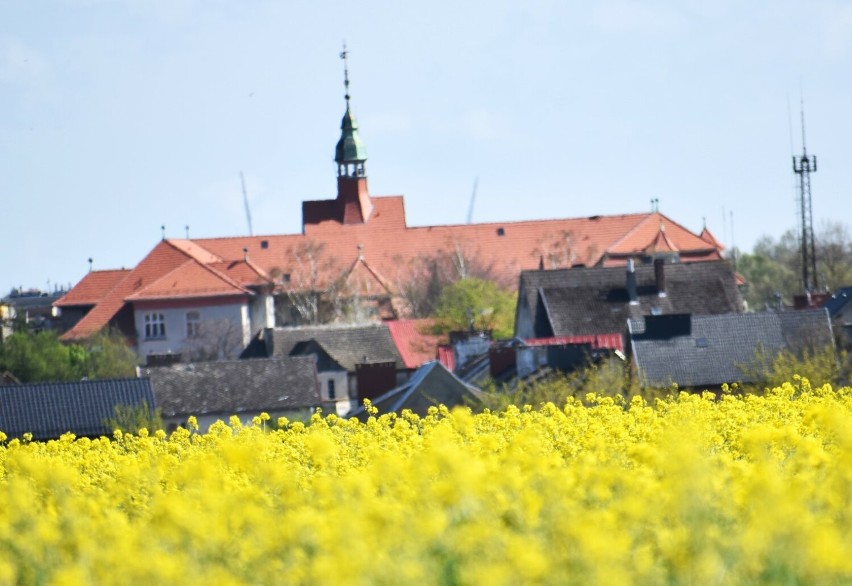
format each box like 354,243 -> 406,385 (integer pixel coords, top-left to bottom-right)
515,289 -> 535,339
316,370 -> 351,416
249,294 -> 275,333
134,302 -> 248,357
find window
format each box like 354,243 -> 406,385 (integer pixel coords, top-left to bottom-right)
186,311 -> 200,337
327,379 -> 336,400
144,313 -> 166,339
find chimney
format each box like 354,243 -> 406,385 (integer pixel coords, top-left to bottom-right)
654,258 -> 666,297
626,258 -> 638,305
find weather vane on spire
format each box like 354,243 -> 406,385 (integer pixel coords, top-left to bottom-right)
340,42 -> 350,104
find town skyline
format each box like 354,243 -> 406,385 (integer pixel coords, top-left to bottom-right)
2,1 -> 851,293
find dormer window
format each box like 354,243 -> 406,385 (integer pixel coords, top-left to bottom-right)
144,313 -> 166,339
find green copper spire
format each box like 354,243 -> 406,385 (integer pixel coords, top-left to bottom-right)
335,43 -> 367,177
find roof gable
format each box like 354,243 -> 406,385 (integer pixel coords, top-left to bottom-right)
606,213 -> 717,257
349,361 -> 481,419
126,259 -> 250,301
0,378 -> 155,440
61,241 -> 198,340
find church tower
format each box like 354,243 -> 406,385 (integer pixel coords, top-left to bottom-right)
334,44 -> 373,224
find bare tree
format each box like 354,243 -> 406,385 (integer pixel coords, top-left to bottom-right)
392,239 -> 508,319
532,230 -> 584,269
272,240 -> 341,326
184,318 -> 246,362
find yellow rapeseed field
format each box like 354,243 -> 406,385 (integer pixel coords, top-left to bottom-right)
3,378 -> 852,585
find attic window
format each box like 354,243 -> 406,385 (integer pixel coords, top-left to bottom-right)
696,337 -> 709,348
650,307 -> 662,316
282,273 -> 291,283
496,227 -> 505,236
261,240 -> 269,249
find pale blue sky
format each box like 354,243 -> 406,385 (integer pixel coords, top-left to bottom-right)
2,1 -> 850,294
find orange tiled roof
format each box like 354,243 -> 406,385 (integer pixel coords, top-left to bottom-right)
699,226 -> 724,250
385,319 -> 442,369
54,269 -> 131,307
61,241 -> 194,340
61,193 -> 725,340
192,200 -> 721,292
125,260 -> 250,301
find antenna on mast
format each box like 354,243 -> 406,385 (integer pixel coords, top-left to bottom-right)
792,89 -> 818,293
466,177 -> 478,224
240,171 -> 254,237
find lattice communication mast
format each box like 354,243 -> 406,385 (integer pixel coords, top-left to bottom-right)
792,106 -> 817,293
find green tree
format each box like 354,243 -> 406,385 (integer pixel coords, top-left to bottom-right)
0,330 -> 81,382
104,401 -> 163,434
479,356 -> 643,411
737,343 -> 846,393
0,328 -> 137,383
739,222 -> 852,306
78,329 -> 139,379
735,250 -> 797,310
432,277 -> 516,339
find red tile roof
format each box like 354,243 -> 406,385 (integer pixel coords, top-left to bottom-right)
437,345 -> 455,372
699,226 -> 724,250
61,241 -> 193,340
125,260 -> 250,301
385,319 -> 442,369
59,188 -> 725,341
54,269 -> 131,307
524,334 -> 624,353
193,201 -> 722,293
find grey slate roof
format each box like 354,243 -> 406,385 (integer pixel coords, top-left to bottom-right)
0,378 -> 156,440
141,357 -> 321,418
518,260 -> 743,337
348,361 -> 483,420
824,287 -> 852,320
243,323 -> 405,371
629,309 -> 835,389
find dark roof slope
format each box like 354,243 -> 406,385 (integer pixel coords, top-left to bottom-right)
629,309 -> 835,389
141,357 -> 321,418
349,361 -> 482,420
0,378 -> 155,440
520,260 -> 743,337
244,323 -> 405,371
823,287 -> 852,319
